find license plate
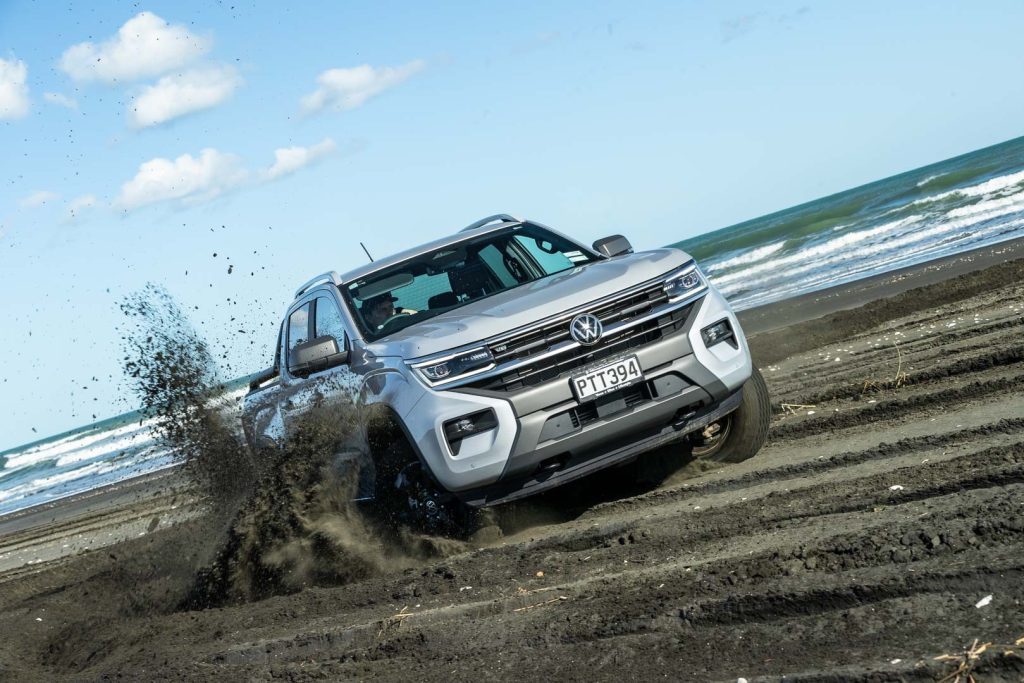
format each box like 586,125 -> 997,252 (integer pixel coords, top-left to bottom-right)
571,355 -> 644,401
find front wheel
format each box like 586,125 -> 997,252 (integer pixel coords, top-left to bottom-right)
372,439 -> 480,537
691,367 -> 771,463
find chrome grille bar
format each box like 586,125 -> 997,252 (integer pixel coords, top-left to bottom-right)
440,291 -> 701,391
407,264 -> 703,391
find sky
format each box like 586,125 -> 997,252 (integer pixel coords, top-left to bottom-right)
1,0 -> 1022,449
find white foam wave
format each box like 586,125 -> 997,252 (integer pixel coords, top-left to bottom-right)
705,241 -> 787,274
3,420 -> 155,473
741,221 -> 1024,308
53,432 -> 160,468
715,189 -> 1024,299
723,215 -> 1024,308
716,197 -> 1024,292
917,173 -> 947,188
944,191 -> 1024,221
0,446 -> 177,507
0,461 -> 111,503
11,420 -> 149,459
711,214 -> 925,289
911,169 -> 1024,207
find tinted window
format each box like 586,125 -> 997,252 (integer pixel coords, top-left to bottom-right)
514,234 -> 576,273
314,296 -> 347,349
391,272 -> 452,312
478,244 -> 519,287
343,225 -> 596,340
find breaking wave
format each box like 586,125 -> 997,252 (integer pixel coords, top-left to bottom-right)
704,241 -> 787,274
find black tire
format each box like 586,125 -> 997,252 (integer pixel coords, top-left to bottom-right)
694,367 -> 771,464
370,439 -> 415,527
372,438 -> 478,537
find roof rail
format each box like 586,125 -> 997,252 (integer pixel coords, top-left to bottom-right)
294,271 -> 343,298
459,213 -> 521,233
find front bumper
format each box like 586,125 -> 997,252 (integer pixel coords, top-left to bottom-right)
456,384 -> 743,507
400,286 -> 752,496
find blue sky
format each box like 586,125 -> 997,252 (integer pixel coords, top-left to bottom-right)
1,0 -> 1022,448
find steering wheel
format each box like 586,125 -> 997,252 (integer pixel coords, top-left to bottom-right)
379,310 -> 414,329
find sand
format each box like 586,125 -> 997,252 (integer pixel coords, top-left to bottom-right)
1,241 -> 1023,681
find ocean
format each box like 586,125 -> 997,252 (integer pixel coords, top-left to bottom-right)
3,136 -> 1024,517
0,379 -> 253,517
675,136 -> 1024,309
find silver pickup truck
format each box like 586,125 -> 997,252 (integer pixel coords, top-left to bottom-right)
242,214 -> 769,526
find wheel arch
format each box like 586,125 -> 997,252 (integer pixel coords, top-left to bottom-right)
365,404 -> 440,485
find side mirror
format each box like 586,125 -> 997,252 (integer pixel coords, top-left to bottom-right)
289,335 -> 349,377
592,234 -> 633,258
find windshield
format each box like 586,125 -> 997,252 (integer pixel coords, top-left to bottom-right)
343,225 -> 597,340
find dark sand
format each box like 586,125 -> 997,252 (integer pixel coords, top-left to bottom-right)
0,469 -> 183,538
1,242 -> 1023,681
5,236 -> 1021,541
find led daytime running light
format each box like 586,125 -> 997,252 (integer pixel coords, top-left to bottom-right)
416,347 -> 494,383
664,265 -> 705,300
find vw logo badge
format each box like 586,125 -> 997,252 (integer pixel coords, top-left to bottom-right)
570,313 -> 603,346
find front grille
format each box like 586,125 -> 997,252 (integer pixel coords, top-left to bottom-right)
488,281 -> 669,366
465,295 -> 695,393
571,382 -> 652,427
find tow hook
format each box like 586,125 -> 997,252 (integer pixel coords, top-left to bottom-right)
672,410 -> 698,431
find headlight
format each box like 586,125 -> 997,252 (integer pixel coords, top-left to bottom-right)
412,347 -> 494,384
663,264 -> 706,300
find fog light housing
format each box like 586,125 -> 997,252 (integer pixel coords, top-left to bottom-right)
443,409 -> 498,455
701,319 -> 736,348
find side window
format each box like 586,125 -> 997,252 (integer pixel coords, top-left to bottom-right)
514,234 -> 574,274
286,302 -> 312,371
314,296 -> 348,349
478,244 -> 519,287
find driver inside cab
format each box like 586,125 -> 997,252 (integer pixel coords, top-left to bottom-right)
362,292 -> 417,330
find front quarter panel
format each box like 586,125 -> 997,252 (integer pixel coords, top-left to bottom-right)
395,370 -> 517,492
687,281 -> 752,392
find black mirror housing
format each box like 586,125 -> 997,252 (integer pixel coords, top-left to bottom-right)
592,234 -> 633,258
289,335 -> 349,377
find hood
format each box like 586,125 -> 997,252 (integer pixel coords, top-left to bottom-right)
364,248 -> 692,359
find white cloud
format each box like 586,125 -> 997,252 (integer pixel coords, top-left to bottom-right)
43,92 -> 78,109
129,65 -> 241,127
59,11 -> 210,83
300,60 -> 425,114
20,190 -> 60,208
115,138 -> 350,212
67,194 -> 98,220
116,148 -> 249,210
265,138 -> 336,179
0,58 -> 30,119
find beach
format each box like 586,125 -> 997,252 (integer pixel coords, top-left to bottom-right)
6,136 -> 1024,521
0,241 -> 1022,681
